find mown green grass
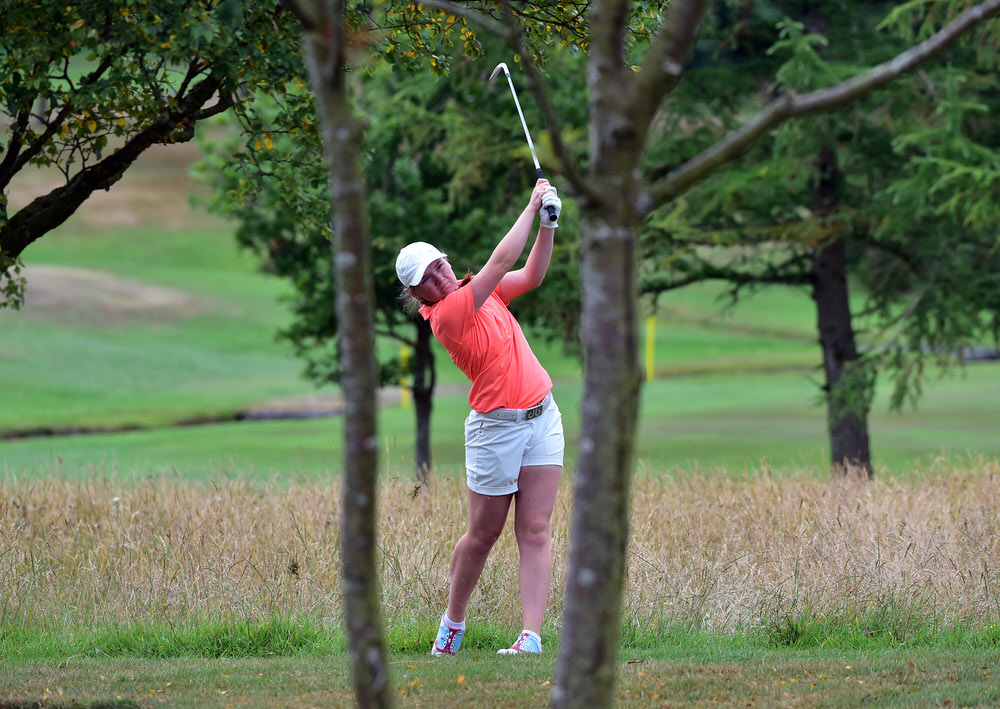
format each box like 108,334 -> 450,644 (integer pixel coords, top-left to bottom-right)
4,362 -> 998,480
4,612 -> 998,662
2,628 -> 998,708
1,225 -> 325,432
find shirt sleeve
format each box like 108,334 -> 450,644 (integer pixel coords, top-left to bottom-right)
429,286 -> 474,348
496,281 -> 514,306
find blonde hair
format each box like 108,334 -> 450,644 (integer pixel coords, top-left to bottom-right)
397,286 -> 422,315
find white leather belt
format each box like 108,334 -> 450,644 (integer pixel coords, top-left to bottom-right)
480,393 -> 552,422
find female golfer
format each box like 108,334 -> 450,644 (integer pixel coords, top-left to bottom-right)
395,179 -> 564,656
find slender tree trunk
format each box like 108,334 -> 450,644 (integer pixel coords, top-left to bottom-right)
810,143 -> 872,477
553,6 -> 644,697
300,2 -> 393,706
553,209 -> 642,709
412,318 -> 435,484
812,238 -> 873,476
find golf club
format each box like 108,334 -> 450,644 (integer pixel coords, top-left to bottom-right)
489,61 -> 557,223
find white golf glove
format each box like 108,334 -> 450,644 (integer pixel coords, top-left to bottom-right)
540,186 -> 562,228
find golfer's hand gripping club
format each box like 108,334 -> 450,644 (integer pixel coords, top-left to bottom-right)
540,186 -> 561,228
490,61 -> 560,225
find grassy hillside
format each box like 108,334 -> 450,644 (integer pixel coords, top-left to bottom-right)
2,140 -> 998,478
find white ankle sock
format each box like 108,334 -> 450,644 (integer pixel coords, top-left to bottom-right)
442,613 -> 465,630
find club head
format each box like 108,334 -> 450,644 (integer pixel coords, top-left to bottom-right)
488,62 -> 509,82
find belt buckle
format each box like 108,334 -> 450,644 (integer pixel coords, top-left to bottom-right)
524,403 -> 543,420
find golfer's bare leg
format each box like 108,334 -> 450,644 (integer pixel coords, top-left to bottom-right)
513,465 -> 561,635
446,490 -> 512,623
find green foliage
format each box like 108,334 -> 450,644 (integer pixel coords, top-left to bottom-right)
862,73 -> 1000,408
361,0 -> 661,72
0,0 -> 297,169
0,252 -> 24,309
879,0 -> 1000,68
768,19 -> 835,90
640,0 -> 1000,422
886,74 -> 1000,230
0,0 -> 305,306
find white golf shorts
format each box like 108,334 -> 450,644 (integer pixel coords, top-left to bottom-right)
464,393 -> 564,496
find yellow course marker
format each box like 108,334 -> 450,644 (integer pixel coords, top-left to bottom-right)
400,345 -> 411,409
645,314 -> 656,381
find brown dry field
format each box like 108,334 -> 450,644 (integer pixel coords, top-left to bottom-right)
2,458 -> 998,634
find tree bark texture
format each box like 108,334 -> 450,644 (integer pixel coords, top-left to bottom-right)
810,144 -> 872,476
553,2 -> 645,703
412,318 -> 435,484
812,237 -> 872,476
552,213 -> 642,709
300,1 -> 394,706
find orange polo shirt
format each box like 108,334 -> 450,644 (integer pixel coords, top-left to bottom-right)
420,284 -> 552,413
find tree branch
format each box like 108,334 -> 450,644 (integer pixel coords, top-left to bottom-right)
631,0 -> 710,141
1,74 -> 225,260
414,0 -> 510,37
496,1 -> 596,200
175,59 -> 203,98
0,109 -> 31,196
0,55 -> 117,192
644,0 -> 1000,213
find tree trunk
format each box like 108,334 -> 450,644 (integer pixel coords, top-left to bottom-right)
301,3 -> 393,706
553,208 -> 642,709
553,7 -> 644,695
812,237 -> 873,476
412,318 -> 435,484
810,143 -> 872,477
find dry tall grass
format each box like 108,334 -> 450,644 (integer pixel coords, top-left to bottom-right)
2,458 -> 998,637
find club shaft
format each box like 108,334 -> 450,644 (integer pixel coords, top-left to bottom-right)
504,72 -> 541,173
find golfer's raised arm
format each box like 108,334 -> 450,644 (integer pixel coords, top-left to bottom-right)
502,219 -> 554,299
471,179 -> 549,311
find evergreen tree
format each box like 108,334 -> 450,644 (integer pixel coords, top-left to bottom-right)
640,2 -> 1000,473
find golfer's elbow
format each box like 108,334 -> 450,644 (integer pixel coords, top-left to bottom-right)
489,245 -> 522,275
524,268 -> 546,289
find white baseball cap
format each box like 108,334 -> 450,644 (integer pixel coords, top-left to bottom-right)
395,241 -> 447,287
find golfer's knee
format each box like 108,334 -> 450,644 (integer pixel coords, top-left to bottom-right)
466,525 -> 503,554
515,519 -> 550,551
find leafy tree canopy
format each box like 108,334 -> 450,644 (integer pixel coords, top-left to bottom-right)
0,0 -> 300,306
638,0 -> 1000,411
